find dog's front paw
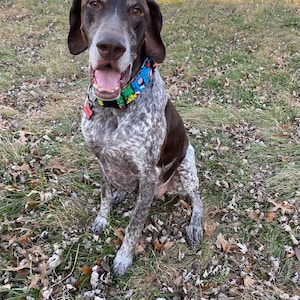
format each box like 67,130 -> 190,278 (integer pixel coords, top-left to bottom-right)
91,216 -> 108,235
112,254 -> 133,276
186,224 -> 203,247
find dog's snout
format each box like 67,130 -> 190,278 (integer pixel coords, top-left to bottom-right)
96,35 -> 126,61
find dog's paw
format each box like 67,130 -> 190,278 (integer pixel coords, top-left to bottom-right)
91,216 -> 108,236
112,254 -> 133,276
112,190 -> 127,206
186,224 -> 203,247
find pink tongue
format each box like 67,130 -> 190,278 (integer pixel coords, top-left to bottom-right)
95,68 -> 121,90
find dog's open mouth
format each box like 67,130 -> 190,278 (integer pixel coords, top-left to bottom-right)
90,64 -> 131,100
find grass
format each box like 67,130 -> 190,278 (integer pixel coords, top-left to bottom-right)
1,0 -> 300,299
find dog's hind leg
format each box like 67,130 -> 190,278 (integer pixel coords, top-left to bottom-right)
92,176 -> 113,235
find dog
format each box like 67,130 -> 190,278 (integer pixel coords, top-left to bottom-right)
68,0 -> 203,275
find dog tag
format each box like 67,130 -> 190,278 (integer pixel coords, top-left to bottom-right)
84,102 -> 93,120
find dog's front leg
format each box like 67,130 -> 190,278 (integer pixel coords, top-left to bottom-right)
112,172 -> 156,276
92,176 -> 113,235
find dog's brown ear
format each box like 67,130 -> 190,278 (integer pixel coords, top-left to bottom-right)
145,0 -> 166,63
68,0 -> 88,55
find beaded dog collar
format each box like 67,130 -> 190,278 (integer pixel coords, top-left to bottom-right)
87,57 -> 156,111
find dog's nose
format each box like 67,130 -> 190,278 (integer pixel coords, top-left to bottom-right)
96,35 -> 126,61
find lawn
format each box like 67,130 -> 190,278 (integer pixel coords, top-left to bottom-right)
0,0 -> 300,299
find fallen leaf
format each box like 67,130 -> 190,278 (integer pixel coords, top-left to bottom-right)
47,157 -> 77,173
215,233 -> 232,253
114,228 -> 125,241
15,162 -> 33,177
204,222 -> 217,237
17,231 -> 32,244
265,211 -> 276,222
154,240 -> 174,251
244,275 -> 255,287
180,199 -> 191,210
154,239 -> 164,250
39,262 -> 49,286
268,199 -> 294,215
79,265 -> 93,276
0,284 -> 11,291
28,274 -> 41,290
5,262 -> 30,271
174,275 -> 183,286
16,268 -> 30,279
18,130 -> 35,143
74,265 -> 93,289
113,228 -> 125,245
26,190 -> 45,202
246,209 -> 260,221
135,244 -> 146,256
163,241 -> 174,250
101,260 -> 111,272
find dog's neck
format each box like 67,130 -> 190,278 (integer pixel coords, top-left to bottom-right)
88,57 -> 156,110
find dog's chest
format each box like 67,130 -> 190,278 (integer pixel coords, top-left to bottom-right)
81,77 -> 167,190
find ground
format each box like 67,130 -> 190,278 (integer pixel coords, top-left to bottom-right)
0,0 -> 300,299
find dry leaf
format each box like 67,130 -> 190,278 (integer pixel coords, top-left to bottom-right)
47,157 -> 77,173
5,262 -> 30,271
179,199 -> 191,210
244,275 -> 255,287
163,241 -> 174,250
268,199 -> 294,215
246,209 -> 260,221
113,228 -> 125,245
28,274 -> 41,290
114,228 -> 125,241
204,222 -> 217,237
18,130 -> 35,143
174,275 -> 183,286
15,162 -> 33,176
79,265 -> 92,276
154,239 -> 173,251
16,268 -> 30,279
101,260 -> 111,272
17,231 -> 32,244
39,262 -> 49,286
265,211 -> 276,222
135,244 -> 146,256
26,190 -> 45,202
0,284 -> 11,291
216,233 -> 231,253
154,239 -> 164,250
74,265 -> 93,289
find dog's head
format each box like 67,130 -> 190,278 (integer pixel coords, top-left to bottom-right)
68,0 -> 165,100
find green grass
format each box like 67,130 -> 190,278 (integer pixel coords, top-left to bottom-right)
1,0 -> 300,298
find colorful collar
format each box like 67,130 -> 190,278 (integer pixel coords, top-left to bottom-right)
88,57 -> 156,110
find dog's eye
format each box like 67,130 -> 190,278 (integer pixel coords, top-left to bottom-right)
88,0 -> 102,10
131,7 -> 142,16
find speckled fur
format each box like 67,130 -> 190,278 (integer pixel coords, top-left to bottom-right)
68,0 -> 203,276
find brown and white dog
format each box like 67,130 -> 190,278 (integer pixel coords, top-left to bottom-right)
68,0 -> 203,275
